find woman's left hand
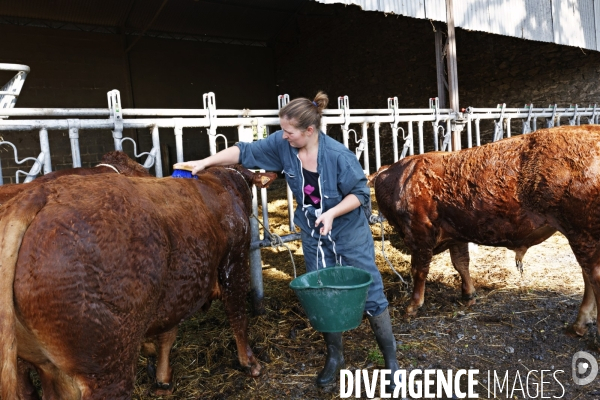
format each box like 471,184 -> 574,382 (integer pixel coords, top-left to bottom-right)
315,211 -> 335,236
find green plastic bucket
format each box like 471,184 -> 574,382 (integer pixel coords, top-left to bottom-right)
289,266 -> 373,332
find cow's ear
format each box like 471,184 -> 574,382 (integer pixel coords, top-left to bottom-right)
253,172 -> 277,189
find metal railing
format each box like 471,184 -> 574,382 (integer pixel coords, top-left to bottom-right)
1,88 -> 598,311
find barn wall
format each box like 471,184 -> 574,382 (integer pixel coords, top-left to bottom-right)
0,24 -> 276,182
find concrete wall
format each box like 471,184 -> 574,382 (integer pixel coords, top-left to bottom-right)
0,24 -> 276,182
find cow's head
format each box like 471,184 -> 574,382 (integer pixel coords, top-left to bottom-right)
226,164 -> 277,189
100,151 -> 151,177
367,165 -> 391,187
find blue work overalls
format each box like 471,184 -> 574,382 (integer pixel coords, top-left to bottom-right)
236,130 -> 388,316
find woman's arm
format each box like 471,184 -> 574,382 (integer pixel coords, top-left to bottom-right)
314,193 -> 361,236
174,146 -> 241,175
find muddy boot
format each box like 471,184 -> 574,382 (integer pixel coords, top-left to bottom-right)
367,307 -> 400,394
316,332 -> 345,387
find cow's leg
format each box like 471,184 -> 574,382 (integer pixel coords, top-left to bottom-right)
449,242 -> 476,306
17,358 -> 40,400
140,339 -> 157,380
150,327 -> 178,396
406,248 -> 433,316
219,259 -> 261,377
36,361 -> 81,400
569,239 -> 600,337
573,270 -> 597,336
514,246 -> 528,275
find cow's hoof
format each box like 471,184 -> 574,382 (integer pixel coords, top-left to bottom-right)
405,304 -> 420,317
463,297 -> 477,308
150,381 -> 175,396
571,323 -> 589,337
247,362 -> 262,377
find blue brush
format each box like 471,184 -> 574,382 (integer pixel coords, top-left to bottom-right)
171,164 -> 198,179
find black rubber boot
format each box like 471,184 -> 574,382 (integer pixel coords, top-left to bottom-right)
367,307 -> 400,394
316,332 -> 345,387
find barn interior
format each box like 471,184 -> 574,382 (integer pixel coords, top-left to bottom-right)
1,0 -> 600,178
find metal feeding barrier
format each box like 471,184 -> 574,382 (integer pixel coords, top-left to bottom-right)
465,103 -> 600,147
1,75 -> 598,311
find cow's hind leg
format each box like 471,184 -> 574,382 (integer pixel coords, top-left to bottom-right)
449,242 -> 476,306
406,248 -> 433,316
219,258 -> 261,377
569,239 -> 600,338
150,327 -> 178,396
17,358 -> 40,400
36,361 -> 81,400
573,270 -> 597,336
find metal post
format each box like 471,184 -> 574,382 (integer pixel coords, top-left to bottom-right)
407,121 -> 415,156
418,121 -> 424,154
249,184 -> 265,315
174,118 -> 184,163
374,119 -> 381,171
150,125 -> 163,177
39,128 -> 52,174
446,0 -> 461,151
434,27 -> 447,108
361,122 -> 369,174
67,119 -> 81,168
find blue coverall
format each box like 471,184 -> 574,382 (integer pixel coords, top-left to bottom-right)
236,130 -> 388,316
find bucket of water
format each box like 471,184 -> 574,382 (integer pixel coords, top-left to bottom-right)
289,266 -> 373,332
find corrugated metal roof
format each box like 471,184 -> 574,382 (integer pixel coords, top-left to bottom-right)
315,0 -> 600,52
424,0 -> 446,22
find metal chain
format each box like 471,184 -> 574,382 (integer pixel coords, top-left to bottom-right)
251,214 -> 297,278
377,212 -> 409,290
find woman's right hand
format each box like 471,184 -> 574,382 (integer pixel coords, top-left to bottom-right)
173,160 -> 208,176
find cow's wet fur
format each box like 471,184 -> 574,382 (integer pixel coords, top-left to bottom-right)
373,125 -> 600,337
0,165 -> 275,399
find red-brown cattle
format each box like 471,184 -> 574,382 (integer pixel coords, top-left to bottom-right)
0,151 -> 151,398
0,165 -> 274,399
372,125 -> 600,336
0,150 -> 150,205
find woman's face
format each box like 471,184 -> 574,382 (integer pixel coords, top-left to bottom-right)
280,117 -> 315,148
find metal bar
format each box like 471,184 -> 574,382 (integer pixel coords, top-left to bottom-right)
67,119 -> 81,168
374,119 -> 381,171
150,125 -> 163,177
249,184 -> 265,314
418,121 -> 424,154
39,128 -> 52,174
174,118 -> 184,163
446,0 -> 460,113
361,122 -> 369,174
434,27 -> 447,108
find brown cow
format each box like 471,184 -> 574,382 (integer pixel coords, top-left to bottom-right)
0,165 -> 274,399
0,151 -> 151,398
0,150 -> 150,205
372,125 -> 600,336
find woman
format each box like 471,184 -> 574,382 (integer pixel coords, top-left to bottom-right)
175,92 -> 399,388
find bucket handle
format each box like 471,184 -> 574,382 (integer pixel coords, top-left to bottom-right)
316,233 -> 342,286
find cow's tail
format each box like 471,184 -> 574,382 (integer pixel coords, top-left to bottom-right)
0,187 -> 47,399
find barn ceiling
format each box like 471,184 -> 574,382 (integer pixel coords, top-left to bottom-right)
0,0 -> 309,44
